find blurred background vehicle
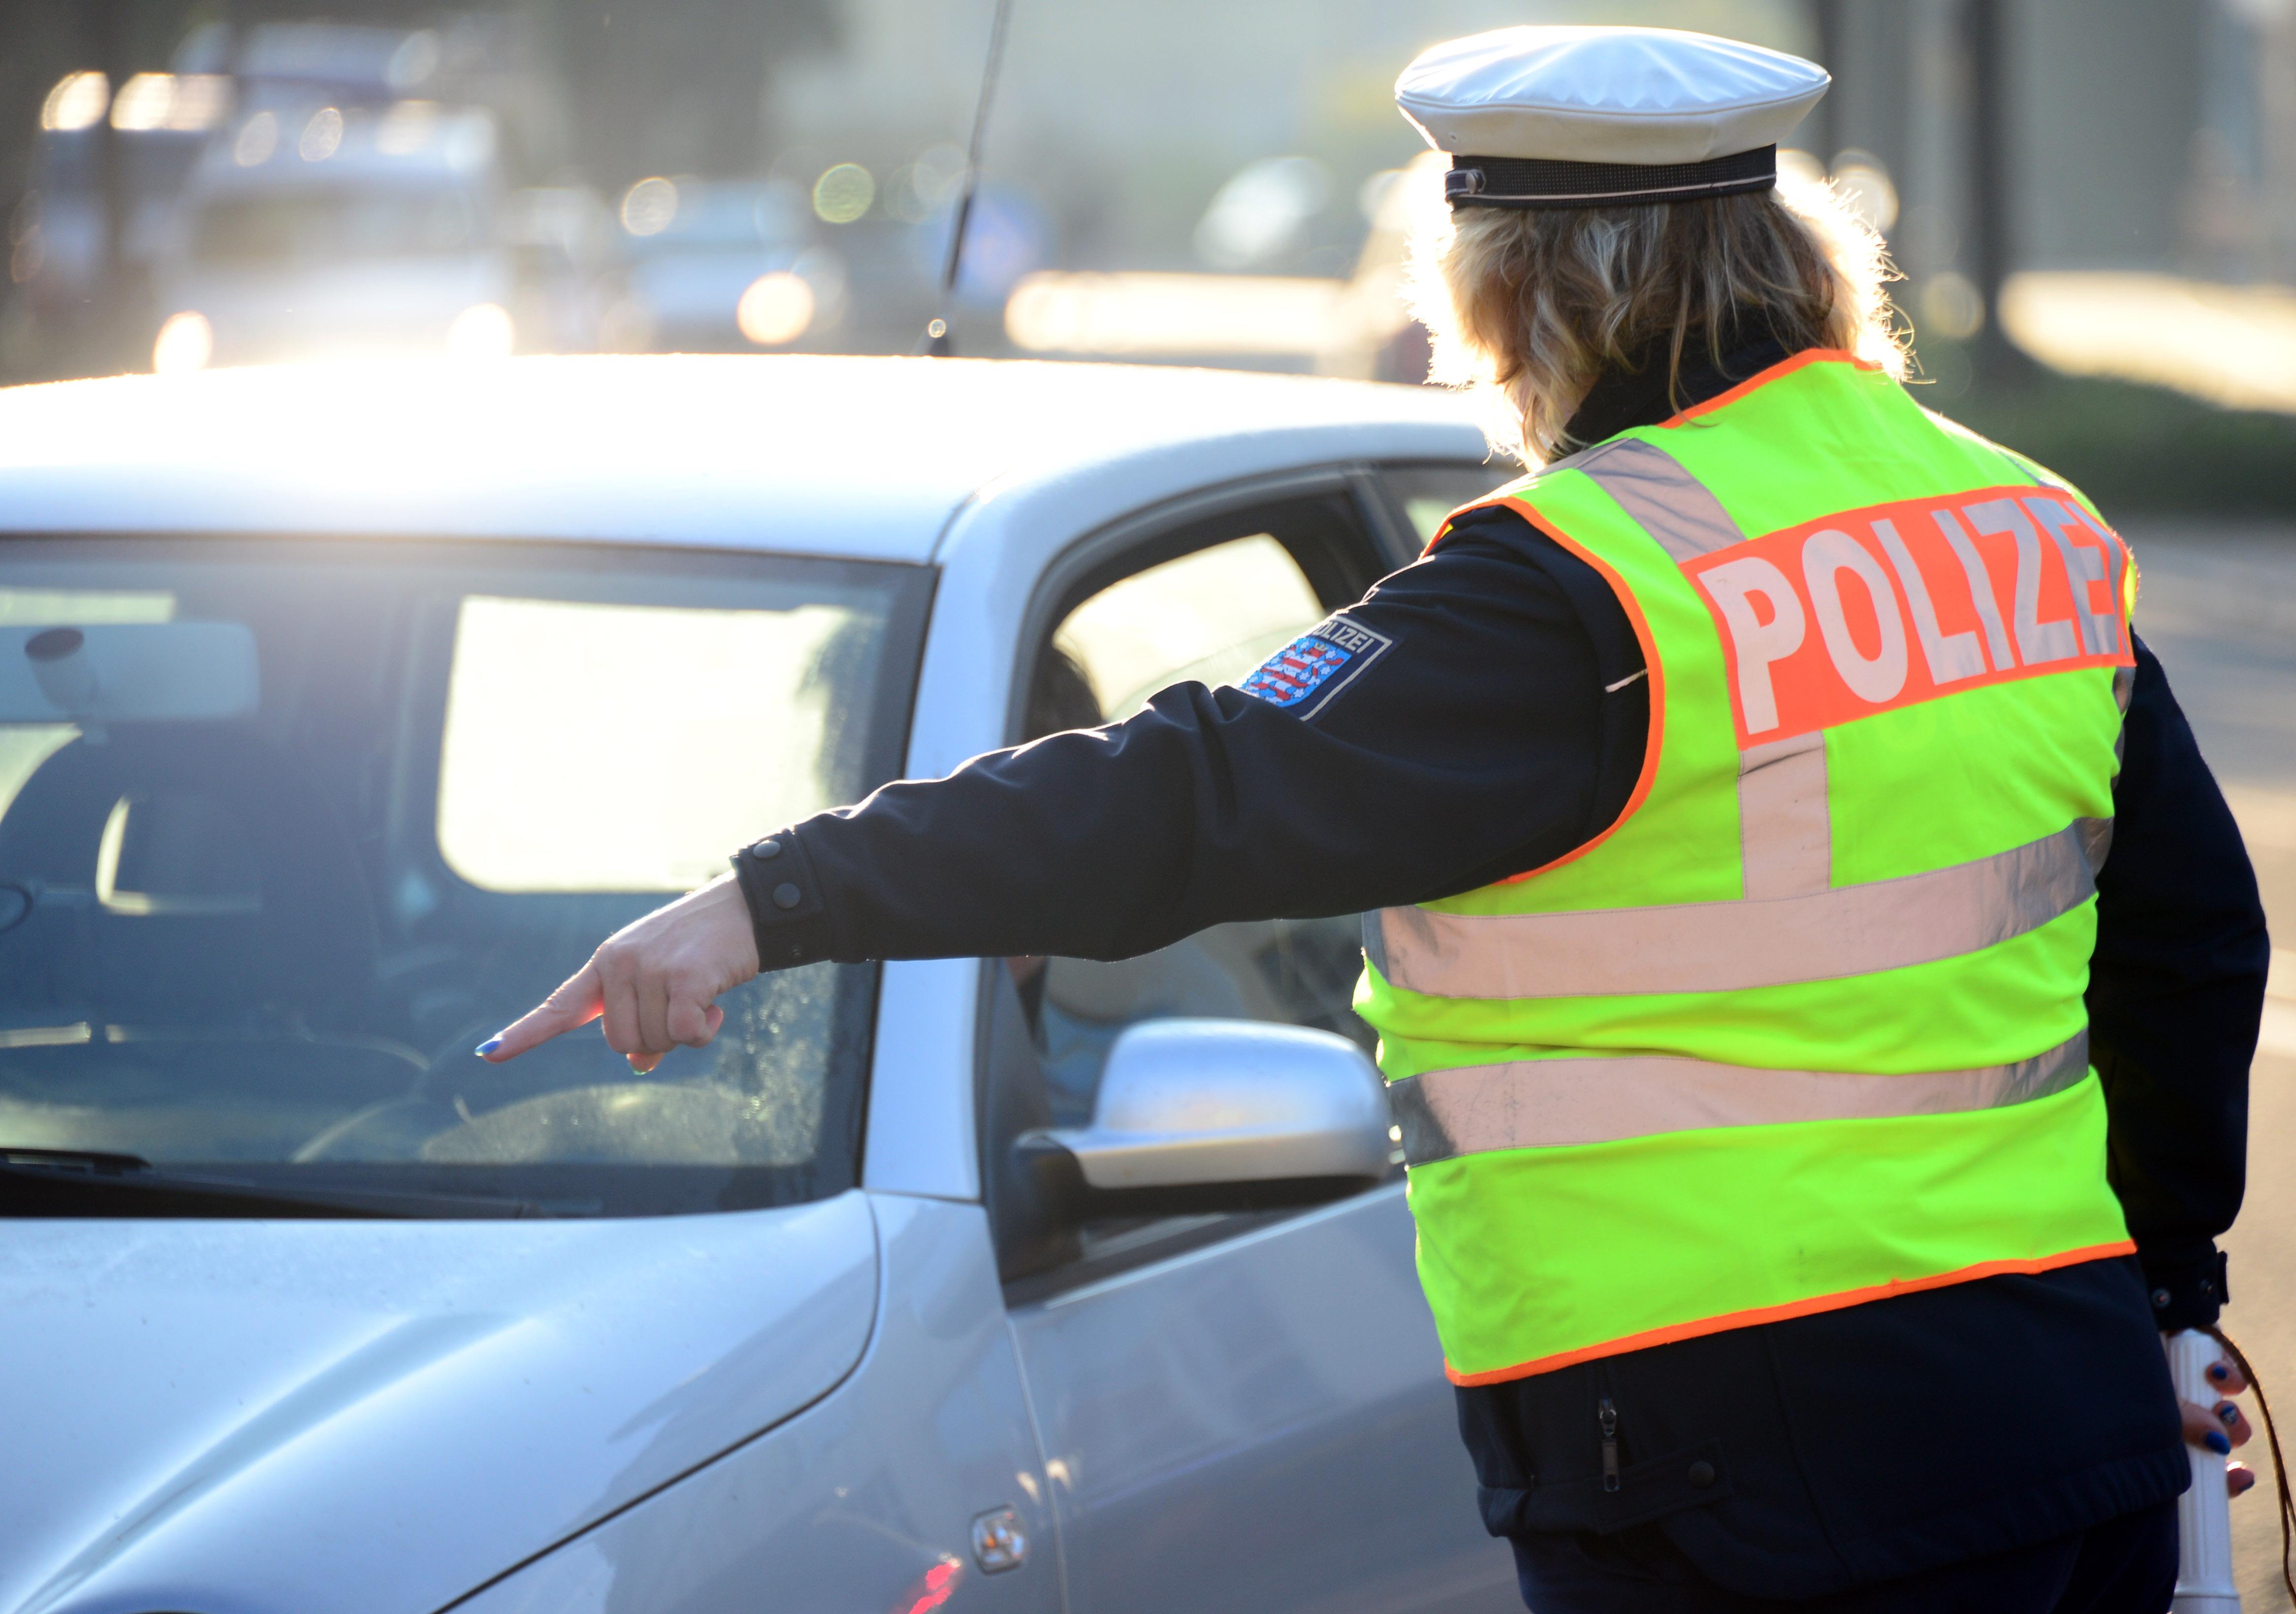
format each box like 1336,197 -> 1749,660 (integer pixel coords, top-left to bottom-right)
159,95 -> 512,365
611,176 -> 826,350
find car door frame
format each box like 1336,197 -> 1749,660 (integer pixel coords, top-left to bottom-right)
972,462 -> 1404,1283
862,460 -> 1416,1208
964,462 -> 1516,1613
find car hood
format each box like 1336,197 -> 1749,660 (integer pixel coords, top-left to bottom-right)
0,1191 -> 879,1614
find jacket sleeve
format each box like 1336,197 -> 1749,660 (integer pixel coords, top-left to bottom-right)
2086,633 -> 2268,1332
735,513 -> 1648,969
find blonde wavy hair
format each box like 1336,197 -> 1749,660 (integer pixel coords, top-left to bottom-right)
1404,168 -> 1906,464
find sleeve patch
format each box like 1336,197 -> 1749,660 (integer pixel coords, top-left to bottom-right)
1236,615 -> 1393,719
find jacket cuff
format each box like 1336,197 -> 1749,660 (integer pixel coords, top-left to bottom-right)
730,827 -> 835,971
2138,1242 -> 2229,1333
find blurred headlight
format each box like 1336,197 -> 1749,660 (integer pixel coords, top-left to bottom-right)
447,303 -> 515,361
40,73 -> 110,132
621,177 -> 677,237
736,272 -> 815,346
152,311 -> 213,374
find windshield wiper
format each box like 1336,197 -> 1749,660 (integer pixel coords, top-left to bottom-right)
0,1148 -> 547,1220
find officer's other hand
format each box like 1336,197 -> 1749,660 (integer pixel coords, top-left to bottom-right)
2177,1349 -> 2257,1499
476,874 -> 762,1074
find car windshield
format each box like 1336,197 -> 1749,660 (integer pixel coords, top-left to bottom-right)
0,538 -> 928,1215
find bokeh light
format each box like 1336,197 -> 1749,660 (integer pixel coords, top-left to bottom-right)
736,272 -> 816,346
299,107 -> 345,163
38,72 -> 109,133
620,177 -> 678,237
883,144 -> 965,224
232,110 -> 280,167
1920,272 -> 1985,341
446,303 -> 515,361
376,99 -> 439,156
108,74 -> 174,132
1194,156 -> 1331,271
152,311 -> 213,374
1007,271 -> 1343,356
811,164 -> 874,225
106,73 -> 231,133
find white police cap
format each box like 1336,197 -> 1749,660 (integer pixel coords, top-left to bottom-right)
1395,26 -> 1828,209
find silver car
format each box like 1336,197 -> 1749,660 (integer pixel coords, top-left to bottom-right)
0,356 -> 1520,1614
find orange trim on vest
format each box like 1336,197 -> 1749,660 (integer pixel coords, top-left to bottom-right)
1481,494 -> 1666,886
1443,1239 -> 2138,1386
1662,347 -> 1880,427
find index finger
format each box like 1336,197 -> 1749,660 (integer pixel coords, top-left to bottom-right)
478,962 -> 605,1062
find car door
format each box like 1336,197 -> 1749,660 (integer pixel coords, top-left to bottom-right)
983,470 -> 1522,1614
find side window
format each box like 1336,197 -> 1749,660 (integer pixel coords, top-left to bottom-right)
1383,461 -> 1520,549
1014,502 -> 1378,1130
1047,535 -> 1322,723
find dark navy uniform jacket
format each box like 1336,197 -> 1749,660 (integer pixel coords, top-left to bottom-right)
737,339 -> 2267,1595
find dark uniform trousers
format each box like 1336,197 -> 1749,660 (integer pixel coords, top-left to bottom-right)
1510,1497 -> 2177,1613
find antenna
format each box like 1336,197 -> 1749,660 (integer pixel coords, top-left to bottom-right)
922,0 -> 1017,357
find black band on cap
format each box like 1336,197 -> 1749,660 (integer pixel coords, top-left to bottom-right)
1446,145 -> 1777,210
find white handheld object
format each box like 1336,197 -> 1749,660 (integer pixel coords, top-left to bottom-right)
2169,1329 -> 2241,1613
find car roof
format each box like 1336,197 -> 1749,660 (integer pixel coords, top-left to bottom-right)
0,355 -> 1491,563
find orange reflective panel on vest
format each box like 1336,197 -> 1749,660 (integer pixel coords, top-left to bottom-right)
1686,487 -> 2134,745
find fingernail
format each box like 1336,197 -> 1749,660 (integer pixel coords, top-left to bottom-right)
2208,1364 -> 2230,1382
2204,1431 -> 2232,1455
2219,1403 -> 2240,1426
475,1038 -> 502,1057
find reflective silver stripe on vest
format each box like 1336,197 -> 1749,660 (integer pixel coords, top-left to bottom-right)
1573,437 -> 1747,562
1574,440 -> 1839,894
1369,820 -> 2104,1000
1388,1030 -> 2090,1163
1738,730 -> 1830,898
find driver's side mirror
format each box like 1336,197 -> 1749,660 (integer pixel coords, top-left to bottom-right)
1017,1019 -> 1394,1219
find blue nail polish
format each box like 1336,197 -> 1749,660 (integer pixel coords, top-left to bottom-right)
476,1038 -> 502,1056
2208,1364 -> 2230,1382
2219,1403 -> 2240,1426
2204,1430 -> 2232,1456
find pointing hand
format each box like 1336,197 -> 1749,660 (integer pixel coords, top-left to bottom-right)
477,873 -> 761,1074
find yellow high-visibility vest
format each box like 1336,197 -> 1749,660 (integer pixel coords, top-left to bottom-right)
1360,351 -> 2139,1385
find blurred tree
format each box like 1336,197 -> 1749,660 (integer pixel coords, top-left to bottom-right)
1962,0 -> 2042,388
1805,0 -> 1842,160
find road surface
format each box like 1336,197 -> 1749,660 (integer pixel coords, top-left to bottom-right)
2123,518 -> 2296,1605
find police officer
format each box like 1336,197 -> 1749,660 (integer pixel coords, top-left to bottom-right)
483,27 -> 2269,1612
